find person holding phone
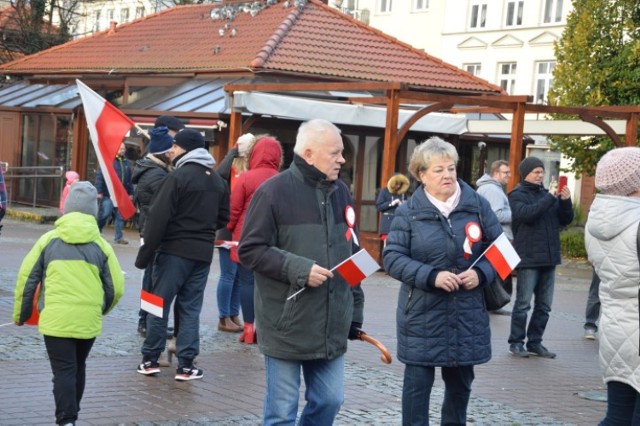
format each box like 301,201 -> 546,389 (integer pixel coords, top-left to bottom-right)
508,157 -> 574,359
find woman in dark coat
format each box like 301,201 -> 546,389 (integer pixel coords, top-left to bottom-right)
383,137 -> 503,426
376,173 -> 410,241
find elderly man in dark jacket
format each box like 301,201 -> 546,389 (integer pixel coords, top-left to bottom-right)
508,157 -> 573,359
135,129 -> 229,381
238,119 -> 364,425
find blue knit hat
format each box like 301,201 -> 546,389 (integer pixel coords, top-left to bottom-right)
148,126 -> 173,154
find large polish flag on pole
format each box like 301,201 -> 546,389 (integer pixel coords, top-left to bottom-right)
76,79 -> 136,220
469,233 -> 521,280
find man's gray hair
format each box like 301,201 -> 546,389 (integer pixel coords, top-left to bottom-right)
294,119 -> 342,155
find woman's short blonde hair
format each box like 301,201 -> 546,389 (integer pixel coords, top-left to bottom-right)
408,136 -> 459,180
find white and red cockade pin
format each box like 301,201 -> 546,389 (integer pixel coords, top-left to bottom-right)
345,205 -> 360,246
463,222 -> 482,260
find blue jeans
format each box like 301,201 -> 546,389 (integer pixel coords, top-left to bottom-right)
142,253 -> 210,368
216,248 -> 240,318
402,364 -> 474,426
97,196 -> 125,240
263,355 -> 344,426
585,267 -> 601,330
509,266 -> 555,347
600,381 -> 640,425
237,263 -> 255,323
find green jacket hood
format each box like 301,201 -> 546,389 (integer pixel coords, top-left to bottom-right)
55,212 -> 100,243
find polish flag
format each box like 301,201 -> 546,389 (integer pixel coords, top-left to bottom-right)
484,233 -> 521,280
76,79 -> 136,220
333,249 -> 380,286
140,290 -> 164,318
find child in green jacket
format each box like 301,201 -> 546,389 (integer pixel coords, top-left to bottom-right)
13,181 -> 124,426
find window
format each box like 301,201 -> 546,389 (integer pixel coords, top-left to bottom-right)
379,0 -> 392,13
470,3 -> 487,28
498,62 -> 517,94
121,8 -> 130,22
464,63 -> 482,76
414,0 -> 428,11
107,9 -> 114,21
543,0 -> 563,23
505,1 -> 523,26
136,7 -> 145,18
534,61 -> 555,104
94,10 -> 101,32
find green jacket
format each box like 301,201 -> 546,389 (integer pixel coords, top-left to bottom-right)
239,156 -> 365,360
13,212 -> 124,339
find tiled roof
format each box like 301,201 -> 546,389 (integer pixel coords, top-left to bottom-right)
0,0 -> 502,94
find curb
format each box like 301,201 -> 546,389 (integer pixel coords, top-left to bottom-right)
6,208 -> 59,224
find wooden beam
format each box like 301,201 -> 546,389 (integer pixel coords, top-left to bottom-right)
381,89 -> 400,189
579,113 -> 622,147
524,103 -> 633,119
508,102 -> 526,191
626,112 -> 638,146
398,90 -> 531,110
397,102 -> 454,142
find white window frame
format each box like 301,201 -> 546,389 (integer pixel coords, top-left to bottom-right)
378,0 -> 392,13
534,61 -> 555,104
505,1 -> 524,26
543,0 -> 563,23
464,63 -> 482,76
135,6 -> 146,18
414,0 -> 428,11
498,62 -> 517,95
470,3 -> 487,29
94,10 -> 101,32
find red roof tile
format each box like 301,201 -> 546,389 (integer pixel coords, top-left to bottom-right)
0,0 -> 501,94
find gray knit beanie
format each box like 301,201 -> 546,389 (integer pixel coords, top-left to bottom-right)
595,147 -> 640,196
63,181 -> 98,217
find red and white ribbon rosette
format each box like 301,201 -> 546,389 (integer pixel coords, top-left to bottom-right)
345,205 -> 359,246
463,222 -> 482,260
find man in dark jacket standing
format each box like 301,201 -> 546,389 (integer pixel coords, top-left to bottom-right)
508,157 -> 573,359
238,119 -> 365,425
132,126 -> 175,337
135,129 -> 229,381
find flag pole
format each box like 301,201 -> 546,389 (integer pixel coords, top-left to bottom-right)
134,124 -> 150,139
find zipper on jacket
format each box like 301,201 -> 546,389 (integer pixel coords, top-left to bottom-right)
404,287 -> 414,314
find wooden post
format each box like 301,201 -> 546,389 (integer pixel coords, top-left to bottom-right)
507,102 -> 526,191
381,89 -> 400,190
626,112 -> 638,146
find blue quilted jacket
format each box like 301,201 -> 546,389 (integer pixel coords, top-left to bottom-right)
383,180 -> 502,367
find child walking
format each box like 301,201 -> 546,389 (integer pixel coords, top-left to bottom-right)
13,181 -> 124,426
59,170 -> 79,214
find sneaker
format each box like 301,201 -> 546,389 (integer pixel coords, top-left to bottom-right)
114,238 -> 129,245
509,343 -> 529,358
175,366 -> 204,381
527,344 -> 557,359
584,328 -> 597,340
137,360 -> 160,375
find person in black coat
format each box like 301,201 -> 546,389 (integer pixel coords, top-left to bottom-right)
507,157 -> 573,359
375,173 -> 410,243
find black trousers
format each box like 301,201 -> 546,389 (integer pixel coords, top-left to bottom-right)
44,335 -> 95,425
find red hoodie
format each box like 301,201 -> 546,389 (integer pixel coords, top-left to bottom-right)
227,137 -> 281,262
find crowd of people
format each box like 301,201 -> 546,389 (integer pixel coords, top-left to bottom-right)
9,115 -> 636,425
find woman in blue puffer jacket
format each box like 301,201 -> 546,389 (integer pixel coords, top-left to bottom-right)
383,137 -> 503,426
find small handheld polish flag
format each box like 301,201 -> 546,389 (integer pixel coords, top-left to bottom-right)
468,233 -> 521,280
140,290 -> 164,318
286,249 -> 380,300
334,249 -> 380,286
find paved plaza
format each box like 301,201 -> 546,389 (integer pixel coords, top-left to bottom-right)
0,217 -> 605,425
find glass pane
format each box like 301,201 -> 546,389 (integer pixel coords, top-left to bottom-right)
471,5 -> 478,27
507,3 -> 514,25
544,0 -> 552,23
555,0 -> 563,22
480,5 -> 486,27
